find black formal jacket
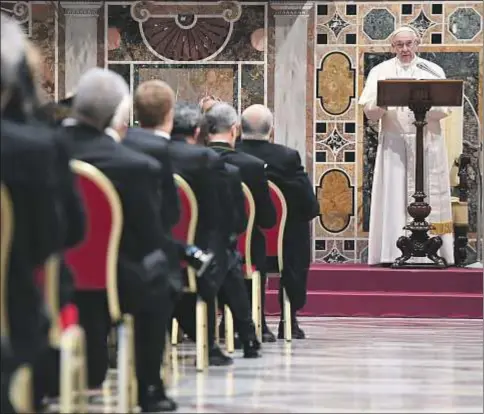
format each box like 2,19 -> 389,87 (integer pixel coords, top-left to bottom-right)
167,135 -> 229,290
207,142 -> 276,274
236,139 -> 320,310
123,128 -> 180,230
0,119 -> 64,361
61,123 -> 175,313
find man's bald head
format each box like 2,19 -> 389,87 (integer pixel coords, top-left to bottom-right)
134,80 -> 175,129
240,104 -> 273,141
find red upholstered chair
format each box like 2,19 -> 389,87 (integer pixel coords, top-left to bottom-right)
170,174 -> 208,372
263,180 -> 292,342
65,160 -> 136,412
1,182 -> 35,413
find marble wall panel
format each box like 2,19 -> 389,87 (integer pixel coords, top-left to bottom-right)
133,64 -> 237,111
30,3 -> 57,100
315,46 -> 358,121
240,64 -> 264,112
314,163 -> 356,240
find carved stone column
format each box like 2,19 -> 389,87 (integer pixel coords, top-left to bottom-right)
271,2 -> 311,166
61,2 -> 102,95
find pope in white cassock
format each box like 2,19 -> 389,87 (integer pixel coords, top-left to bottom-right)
359,26 -> 454,266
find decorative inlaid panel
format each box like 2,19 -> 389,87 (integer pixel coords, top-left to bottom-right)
314,163 -> 356,239
313,1 -> 483,263
315,47 -> 357,121
316,51 -> 355,116
108,2 -> 264,63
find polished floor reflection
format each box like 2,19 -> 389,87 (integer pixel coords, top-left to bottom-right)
167,317 -> 483,413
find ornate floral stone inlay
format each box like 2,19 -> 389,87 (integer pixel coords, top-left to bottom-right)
322,129 -> 350,154
316,169 -> 355,234
324,12 -> 350,38
317,52 -> 355,116
408,10 -> 435,37
323,247 -> 349,263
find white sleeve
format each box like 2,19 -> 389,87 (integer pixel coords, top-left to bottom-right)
359,66 -> 386,121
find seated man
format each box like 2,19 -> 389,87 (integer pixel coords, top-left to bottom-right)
178,103 -> 261,358
237,104 -> 320,339
204,102 -> 277,342
61,68 -> 178,412
160,100 -> 232,366
0,15 -> 78,409
123,80 -> 213,279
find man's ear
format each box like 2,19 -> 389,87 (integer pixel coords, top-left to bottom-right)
193,126 -> 201,142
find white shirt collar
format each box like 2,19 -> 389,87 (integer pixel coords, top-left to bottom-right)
105,127 -> 121,142
61,117 -> 78,127
153,129 -> 171,140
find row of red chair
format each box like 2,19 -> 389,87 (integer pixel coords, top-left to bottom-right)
1,159 -> 290,412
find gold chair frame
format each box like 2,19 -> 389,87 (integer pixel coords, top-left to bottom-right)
43,255 -> 87,413
224,183 -> 263,352
1,182 -> 13,339
70,160 -> 137,412
170,174 -> 208,373
1,183 -> 34,413
267,181 -> 291,342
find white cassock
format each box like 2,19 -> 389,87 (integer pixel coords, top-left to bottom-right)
359,56 -> 454,265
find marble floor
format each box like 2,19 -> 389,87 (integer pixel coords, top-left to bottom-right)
163,317 -> 483,413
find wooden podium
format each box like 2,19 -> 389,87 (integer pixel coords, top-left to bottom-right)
377,79 -> 463,268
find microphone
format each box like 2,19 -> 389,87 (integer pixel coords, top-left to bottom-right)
416,61 -> 443,79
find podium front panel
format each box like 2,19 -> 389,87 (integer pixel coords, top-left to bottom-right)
377,80 -> 463,108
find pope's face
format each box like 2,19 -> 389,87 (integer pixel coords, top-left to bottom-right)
392,31 -> 418,64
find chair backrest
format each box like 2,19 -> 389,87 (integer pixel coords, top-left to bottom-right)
0,183 -> 13,338
171,174 -> 198,292
263,181 -> 288,272
236,183 -> 256,274
64,160 -> 123,321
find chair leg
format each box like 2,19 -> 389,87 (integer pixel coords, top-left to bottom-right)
251,272 -> 262,342
283,287 -> 292,342
60,333 -> 74,413
117,315 -> 137,413
161,333 -> 172,388
75,327 -> 88,414
195,298 -> 208,372
214,297 -> 219,344
171,318 -> 179,346
224,305 -> 234,353
10,365 -> 34,413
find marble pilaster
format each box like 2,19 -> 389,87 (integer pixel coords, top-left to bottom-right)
61,2 -> 102,94
272,3 -> 312,166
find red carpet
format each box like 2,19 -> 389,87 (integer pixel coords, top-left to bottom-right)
265,263 -> 483,318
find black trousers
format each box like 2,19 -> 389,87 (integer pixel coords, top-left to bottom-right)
173,294 -> 217,349
218,249 -> 256,342
75,290 -> 173,390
